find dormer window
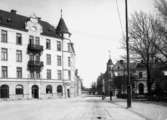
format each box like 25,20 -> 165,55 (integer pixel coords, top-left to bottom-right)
7,18 -> 12,23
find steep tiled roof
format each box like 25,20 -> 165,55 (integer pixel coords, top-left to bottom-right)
56,17 -> 71,36
0,9 -> 27,31
0,9 -> 59,38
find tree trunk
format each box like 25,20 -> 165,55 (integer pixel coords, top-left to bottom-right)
146,60 -> 152,100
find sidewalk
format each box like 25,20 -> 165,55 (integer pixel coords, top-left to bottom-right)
105,97 -> 167,120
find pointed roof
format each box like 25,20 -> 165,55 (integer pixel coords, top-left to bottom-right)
56,17 -> 71,36
107,58 -> 113,65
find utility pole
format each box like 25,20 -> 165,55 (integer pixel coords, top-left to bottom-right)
125,0 -> 132,108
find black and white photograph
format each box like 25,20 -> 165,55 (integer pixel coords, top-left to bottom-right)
0,0 -> 167,120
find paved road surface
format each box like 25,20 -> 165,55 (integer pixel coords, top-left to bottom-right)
0,96 -> 145,120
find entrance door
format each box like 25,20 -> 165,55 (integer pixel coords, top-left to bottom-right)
67,89 -> 70,98
0,85 -> 9,98
32,85 -> 39,99
139,83 -> 144,95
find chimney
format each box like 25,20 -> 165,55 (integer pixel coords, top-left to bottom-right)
10,9 -> 17,14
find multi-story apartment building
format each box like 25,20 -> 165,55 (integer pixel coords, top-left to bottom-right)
0,9 -> 76,99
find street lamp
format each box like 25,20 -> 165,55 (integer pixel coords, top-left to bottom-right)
125,0 -> 132,108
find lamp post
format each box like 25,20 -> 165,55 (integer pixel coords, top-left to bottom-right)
125,0 -> 132,108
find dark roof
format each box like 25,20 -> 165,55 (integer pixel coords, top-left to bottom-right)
56,17 -> 71,36
0,9 -> 66,38
107,58 -> 113,65
0,9 -> 27,31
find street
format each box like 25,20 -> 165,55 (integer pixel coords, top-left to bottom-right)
0,96 -> 146,120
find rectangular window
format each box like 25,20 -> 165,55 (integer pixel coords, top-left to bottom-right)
68,57 -> 71,67
1,48 -> 8,61
139,72 -> 143,78
46,39 -> 51,49
68,43 -> 71,52
16,50 -> 22,62
35,37 -> 40,45
30,72 -> 34,79
36,72 -> 40,79
68,70 -> 71,80
47,69 -> 51,79
1,30 -> 7,43
57,41 -> 61,51
29,35 -> 34,45
17,67 -> 22,78
57,70 -> 62,80
35,55 -> 40,62
2,66 -> 8,78
30,55 -> 34,61
57,55 -> 62,66
46,54 -> 51,65
16,33 -> 22,45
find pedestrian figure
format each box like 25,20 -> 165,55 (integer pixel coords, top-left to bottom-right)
102,92 -> 105,100
110,91 -> 113,101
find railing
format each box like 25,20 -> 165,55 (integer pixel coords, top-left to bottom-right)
27,44 -> 43,54
28,60 -> 44,71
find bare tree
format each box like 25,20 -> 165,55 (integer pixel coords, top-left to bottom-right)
153,0 -> 167,61
128,11 -> 160,95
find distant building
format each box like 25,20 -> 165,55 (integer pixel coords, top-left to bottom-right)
97,58 -> 167,97
102,58 -> 115,96
0,9 -> 77,99
113,60 -> 137,94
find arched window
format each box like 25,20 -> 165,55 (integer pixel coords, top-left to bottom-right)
16,85 -> 23,95
57,85 -> 63,93
46,85 -> 52,94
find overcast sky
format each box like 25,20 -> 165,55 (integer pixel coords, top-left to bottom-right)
0,0 -> 155,87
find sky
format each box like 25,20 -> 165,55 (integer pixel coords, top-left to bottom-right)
0,0 -> 155,88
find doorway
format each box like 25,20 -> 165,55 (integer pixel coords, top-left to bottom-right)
32,85 -> 39,99
0,85 -> 9,98
67,89 -> 70,98
138,83 -> 144,95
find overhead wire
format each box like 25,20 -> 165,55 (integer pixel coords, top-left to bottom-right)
115,0 -> 125,37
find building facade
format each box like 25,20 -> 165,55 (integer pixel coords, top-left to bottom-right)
0,9 -> 76,99
134,62 -> 147,95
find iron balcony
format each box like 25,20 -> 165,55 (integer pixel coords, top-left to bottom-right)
28,60 -> 44,72
27,44 -> 43,54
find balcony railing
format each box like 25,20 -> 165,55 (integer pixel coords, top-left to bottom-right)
28,60 -> 44,72
27,44 -> 43,54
